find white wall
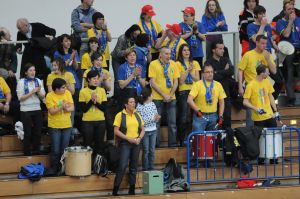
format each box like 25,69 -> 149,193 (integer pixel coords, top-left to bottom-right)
1,0 -> 298,40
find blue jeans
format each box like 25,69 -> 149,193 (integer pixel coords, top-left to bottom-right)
49,128 -> 72,172
114,141 -> 140,187
153,100 -> 177,147
142,130 -> 157,170
192,112 -> 217,133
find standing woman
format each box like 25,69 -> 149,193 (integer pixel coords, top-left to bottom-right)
118,48 -> 146,105
180,7 -> 206,66
47,58 -> 75,95
112,96 -> 145,196
176,44 -> 201,146
137,4 -> 163,60
17,63 -> 45,156
238,0 -> 259,56
81,37 -> 108,72
79,70 -> 107,154
202,0 -> 228,58
46,78 -> 74,174
88,12 -> 112,67
53,34 -> 81,91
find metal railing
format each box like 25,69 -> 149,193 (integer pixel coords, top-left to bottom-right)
185,127 -> 300,185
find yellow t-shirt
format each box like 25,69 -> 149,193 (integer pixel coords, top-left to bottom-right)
79,87 -> 107,121
176,60 -> 201,91
87,28 -> 111,61
81,52 -> 108,70
0,77 -> 10,102
46,90 -> 73,128
148,59 -> 180,100
46,72 -> 76,87
161,38 -> 186,60
137,19 -> 163,53
243,78 -> 274,121
113,110 -> 144,138
238,49 -> 275,83
82,68 -> 111,88
189,80 -> 227,113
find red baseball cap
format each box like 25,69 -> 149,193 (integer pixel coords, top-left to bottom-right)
182,7 -> 195,15
141,5 -> 156,17
166,24 -> 182,36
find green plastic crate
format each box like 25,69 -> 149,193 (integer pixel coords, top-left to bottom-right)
142,170 -> 164,194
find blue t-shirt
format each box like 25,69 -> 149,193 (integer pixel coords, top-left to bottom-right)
118,62 -> 145,88
135,46 -> 148,77
179,21 -> 206,58
247,23 -> 273,51
276,17 -> 300,48
53,50 -> 81,89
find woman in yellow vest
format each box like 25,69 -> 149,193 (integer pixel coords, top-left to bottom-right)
45,78 -> 74,174
112,96 -> 145,196
87,12 -> 112,67
79,70 -> 107,154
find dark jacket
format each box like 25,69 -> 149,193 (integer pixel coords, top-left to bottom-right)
238,9 -> 255,43
205,56 -> 234,97
17,23 -> 56,79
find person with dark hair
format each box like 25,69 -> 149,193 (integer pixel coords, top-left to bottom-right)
137,4 -> 163,60
81,37 -> 108,72
79,70 -> 107,154
71,0 -> 97,56
46,78 -> 74,175
155,24 -> 186,61
202,0 -> 228,58
47,58 -> 75,95
136,88 -> 160,170
276,1 -> 300,106
118,48 -> 146,105
187,64 -> 226,143
239,35 -> 278,126
16,18 -> 56,81
53,34 -> 81,90
205,40 -> 234,128
83,52 -> 111,90
17,63 -> 45,156
135,33 -> 152,77
149,47 -> 180,147
238,0 -> 259,56
247,5 -> 278,52
180,6 -> 206,66
112,96 -> 145,196
111,24 -> 141,98
243,64 -> 279,128
176,44 -> 200,146
88,12 -> 112,67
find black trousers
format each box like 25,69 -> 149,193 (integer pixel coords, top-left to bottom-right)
223,98 -> 232,128
20,110 -> 43,155
114,141 -> 140,187
81,120 -> 106,154
254,118 -> 277,128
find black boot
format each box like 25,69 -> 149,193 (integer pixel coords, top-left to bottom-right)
128,184 -> 135,195
112,186 -> 119,196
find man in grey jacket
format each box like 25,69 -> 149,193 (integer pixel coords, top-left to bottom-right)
71,0 -> 97,56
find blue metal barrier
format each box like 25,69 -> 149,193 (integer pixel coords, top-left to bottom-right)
185,127 -> 300,185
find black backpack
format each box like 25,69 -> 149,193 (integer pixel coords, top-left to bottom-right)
235,126 -> 263,160
163,158 -> 189,192
103,142 -> 120,173
93,154 -> 109,177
